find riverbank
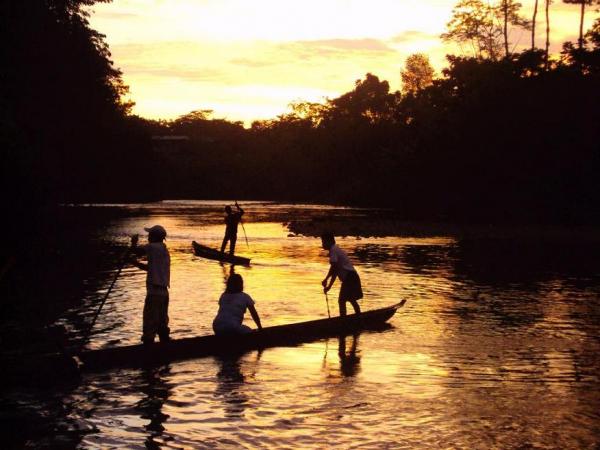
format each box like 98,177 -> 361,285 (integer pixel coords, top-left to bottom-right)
286,213 -> 600,242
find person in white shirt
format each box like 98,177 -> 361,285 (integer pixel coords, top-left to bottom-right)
130,225 -> 171,344
213,273 -> 262,335
321,232 -> 363,316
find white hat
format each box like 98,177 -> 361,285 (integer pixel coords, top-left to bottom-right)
144,225 -> 167,240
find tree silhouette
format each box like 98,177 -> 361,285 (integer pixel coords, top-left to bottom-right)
498,0 -> 531,57
324,73 -> 400,124
441,0 -> 503,59
3,0 -> 600,228
1,0 -> 145,244
587,17 -> 600,48
401,54 -> 436,94
532,0 -> 540,49
562,0 -> 597,48
544,0 -> 552,69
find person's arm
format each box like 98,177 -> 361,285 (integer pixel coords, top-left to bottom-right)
248,304 -> 262,330
129,259 -> 148,271
235,201 -> 244,216
322,264 -> 337,293
129,234 -> 148,271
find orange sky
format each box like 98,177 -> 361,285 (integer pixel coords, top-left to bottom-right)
89,0 -> 597,125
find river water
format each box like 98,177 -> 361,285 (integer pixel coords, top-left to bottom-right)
9,201 -> 600,448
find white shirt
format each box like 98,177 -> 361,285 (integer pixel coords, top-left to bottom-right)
213,292 -> 255,328
144,242 -> 170,292
329,244 -> 355,281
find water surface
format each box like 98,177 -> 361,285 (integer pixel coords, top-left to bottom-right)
16,201 -> 600,448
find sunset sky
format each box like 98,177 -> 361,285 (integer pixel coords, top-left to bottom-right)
89,0 -> 596,125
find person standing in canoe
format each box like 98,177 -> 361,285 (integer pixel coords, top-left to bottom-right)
321,232 -> 363,316
130,225 -> 171,344
213,273 -> 262,335
220,201 -> 245,255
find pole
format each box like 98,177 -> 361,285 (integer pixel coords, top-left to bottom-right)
324,291 -> 331,318
82,246 -> 130,346
235,200 -> 249,248
240,220 -> 249,248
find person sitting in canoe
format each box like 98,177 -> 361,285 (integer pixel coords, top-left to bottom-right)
220,201 -> 245,255
213,273 -> 262,335
321,232 -> 363,316
129,225 -> 171,344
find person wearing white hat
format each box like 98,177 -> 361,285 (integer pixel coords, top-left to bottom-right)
130,225 -> 171,344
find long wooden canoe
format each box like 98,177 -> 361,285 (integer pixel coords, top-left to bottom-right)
192,240 -> 251,266
79,300 -> 406,371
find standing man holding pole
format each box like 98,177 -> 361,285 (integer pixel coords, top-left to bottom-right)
220,201 -> 245,255
130,225 -> 171,344
320,232 -> 363,317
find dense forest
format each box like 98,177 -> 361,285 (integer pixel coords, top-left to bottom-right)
3,0 -> 600,236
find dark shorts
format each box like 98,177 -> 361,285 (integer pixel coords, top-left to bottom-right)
339,270 -> 363,302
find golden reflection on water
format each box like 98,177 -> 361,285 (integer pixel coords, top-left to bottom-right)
92,219 -> 444,346
57,202 -> 600,449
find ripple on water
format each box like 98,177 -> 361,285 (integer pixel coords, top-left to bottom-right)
29,202 -> 599,449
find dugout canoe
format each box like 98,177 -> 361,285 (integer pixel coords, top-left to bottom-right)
79,300 -> 406,371
192,240 -> 251,266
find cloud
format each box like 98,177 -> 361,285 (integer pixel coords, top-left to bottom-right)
284,38 -> 396,59
125,66 -> 227,82
389,30 -> 439,44
229,58 -> 276,68
110,37 -> 404,93
227,38 -> 396,70
297,38 -> 394,52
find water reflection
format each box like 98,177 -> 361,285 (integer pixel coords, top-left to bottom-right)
214,351 -> 262,419
320,333 -> 363,381
338,334 -> 361,378
353,244 -> 395,263
452,238 -> 600,286
214,356 -> 247,419
400,244 -> 452,275
134,366 -> 172,449
33,203 -> 600,448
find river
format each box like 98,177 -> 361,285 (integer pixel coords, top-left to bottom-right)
6,201 -> 600,449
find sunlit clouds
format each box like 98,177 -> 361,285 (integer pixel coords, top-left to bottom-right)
89,0 -> 596,124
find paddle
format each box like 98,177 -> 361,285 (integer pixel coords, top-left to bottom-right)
235,200 -> 249,249
81,243 -> 131,346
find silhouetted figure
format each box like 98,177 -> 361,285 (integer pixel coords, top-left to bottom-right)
220,201 -> 244,255
213,274 -> 262,335
130,225 -> 171,344
321,232 -> 363,316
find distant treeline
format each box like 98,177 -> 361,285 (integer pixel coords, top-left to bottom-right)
3,1 -> 600,238
135,32 -> 600,224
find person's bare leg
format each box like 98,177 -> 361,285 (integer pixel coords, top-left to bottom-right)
338,298 -> 347,317
348,299 -> 361,315
229,235 -> 237,255
221,236 -> 229,253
